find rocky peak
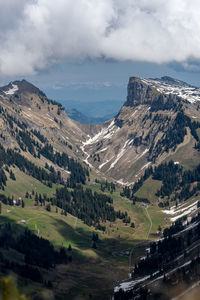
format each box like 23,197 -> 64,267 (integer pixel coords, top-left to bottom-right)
124,77 -> 180,112
125,77 -> 155,107
0,79 -> 46,97
13,79 -> 45,96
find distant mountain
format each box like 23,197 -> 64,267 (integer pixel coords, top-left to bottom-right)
67,108 -> 115,124
63,99 -> 124,118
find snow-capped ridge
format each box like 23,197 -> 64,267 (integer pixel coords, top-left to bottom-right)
142,77 -> 200,104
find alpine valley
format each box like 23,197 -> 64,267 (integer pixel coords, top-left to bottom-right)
1,76 -> 200,300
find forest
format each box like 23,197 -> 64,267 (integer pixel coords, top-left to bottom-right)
123,160 -> 200,205
32,185 -> 131,229
0,223 -> 71,285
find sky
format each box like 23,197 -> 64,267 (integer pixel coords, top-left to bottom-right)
1,0 -> 200,116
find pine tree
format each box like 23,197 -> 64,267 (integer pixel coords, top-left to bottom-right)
92,241 -> 97,249
131,222 -> 135,228
9,170 -> 16,181
46,204 -> 51,212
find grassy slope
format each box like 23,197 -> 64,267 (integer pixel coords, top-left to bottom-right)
0,169 -> 165,299
166,134 -> 200,170
84,182 -> 164,241
3,167 -> 58,198
135,176 -> 162,202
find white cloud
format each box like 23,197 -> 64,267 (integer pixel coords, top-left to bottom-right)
1,0 -> 200,76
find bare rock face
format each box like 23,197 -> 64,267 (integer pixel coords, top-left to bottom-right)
125,77 -> 181,111
125,77 -> 157,106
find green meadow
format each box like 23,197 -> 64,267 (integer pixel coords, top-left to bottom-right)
0,168 -> 166,299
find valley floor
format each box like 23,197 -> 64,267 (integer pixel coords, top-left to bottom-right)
0,168 -> 165,299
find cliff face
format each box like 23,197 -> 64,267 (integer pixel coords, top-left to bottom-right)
125,77 -> 157,106
125,77 -> 180,111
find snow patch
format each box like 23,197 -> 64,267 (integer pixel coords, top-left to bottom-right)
103,127 -> 120,140
23,112 -> 32,118
128,139 -> 134,145
97,147 -> 108,153
108,140 -> 149,171
98,157 -> 114,169
175,221 -> 199,236
142,78 -> 200,104
162,200 -> 199,216
114,260 -> 192,293
117,179 -> 129,186
82,120 -> 118,146
140,162 -> 151,171
131,110 -> 138,117
171,205 -> 198,222
61,135 -> 66,141
127,149 -> 149,180
114,275 -> 150,292
109,140 -> 129,170
140,148 -> 149,157
117,179 -> 135,186
80,145 -> 94,169
80,120 -> 119,170
162,200 -> 199,222
65,170 -> 71,174
4,84 -> 18,95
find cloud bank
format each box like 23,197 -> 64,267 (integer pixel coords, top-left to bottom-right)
1,0 -> 200,76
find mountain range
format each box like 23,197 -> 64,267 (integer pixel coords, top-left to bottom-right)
66,108 -> 115,124
81,76 -> 200,185
0,76 -> 200,299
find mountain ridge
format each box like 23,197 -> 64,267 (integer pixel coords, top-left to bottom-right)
0,76 -> 199,187
0,75 -> 200,190
80,76 -> 200,185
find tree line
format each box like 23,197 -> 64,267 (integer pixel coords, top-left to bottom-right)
33,185 -> 132,229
